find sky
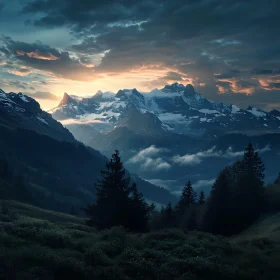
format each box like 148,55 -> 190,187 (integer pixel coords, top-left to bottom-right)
0,0 -> 280,110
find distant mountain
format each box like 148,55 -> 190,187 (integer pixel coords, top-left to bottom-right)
50,83 -> 280,195
0,90 -> 176,209
51,83 -> 280,139
0,88 -> 74,142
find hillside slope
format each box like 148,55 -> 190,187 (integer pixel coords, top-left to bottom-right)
0,125 -> 177,210
234,212 -> 280,243
0,89 -> 74,142
0,199 -> 279,280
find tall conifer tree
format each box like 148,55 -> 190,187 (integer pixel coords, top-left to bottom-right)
198,191 -> 205,205
83,150 -> 153,231
235,143 -> 265,229
175,181 -> 196,216
203,167 -> 233,235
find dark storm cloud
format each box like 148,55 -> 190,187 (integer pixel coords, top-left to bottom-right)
20,0 -> 280,75
269,83 -> 280,89
22,0 -> 154,28
0,36 -> 95,81
251,69 -> 280,75
0,0 -> 277,109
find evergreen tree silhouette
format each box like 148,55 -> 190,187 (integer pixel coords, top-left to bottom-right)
203,167 -> 233,235
161,202 -> 176,228
198,191 -> 205,205
235,143 -> 265,230
203,143 -> 266,235
175,181 -> 196,216
83,150 -> 153,231
128,183 -> 154,232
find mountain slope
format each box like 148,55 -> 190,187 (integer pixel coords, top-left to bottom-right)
0,125 -> 177,210
0,89 -> 74,142
0,89 -> 177,210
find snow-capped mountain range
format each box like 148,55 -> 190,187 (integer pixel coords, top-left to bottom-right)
51,83 -> 280,138
0,88 -> 74,142
49,84 -> 280,194
2,84 -> 279,195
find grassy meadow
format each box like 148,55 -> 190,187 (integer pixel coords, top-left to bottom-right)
0,200 -> 279,280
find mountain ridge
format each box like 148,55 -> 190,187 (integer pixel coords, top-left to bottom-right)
50,83 -> 280,140
0,88 -> 177,207
48,83 -> 280,195
0,88 -> 75,142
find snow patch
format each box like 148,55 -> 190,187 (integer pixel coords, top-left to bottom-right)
247,107 -> 266,118
231,105 -> 240,114
158,113 -> 186,123
19,94 -> 30,102
199,109 -> 220,114
37,117 -> 48,125
77,111 -> 121,122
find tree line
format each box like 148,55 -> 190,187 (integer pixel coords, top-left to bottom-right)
83,143 -> 277,235
0,142 -> 277,235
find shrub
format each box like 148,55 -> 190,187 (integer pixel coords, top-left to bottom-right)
84,246 -> 113,266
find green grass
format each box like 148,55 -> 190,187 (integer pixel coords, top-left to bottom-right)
1,200 -> 84,225
0,200 -> 279,280
233,212 -> 280,243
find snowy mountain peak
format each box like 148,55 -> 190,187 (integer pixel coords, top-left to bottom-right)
0,89 -> 5,94
94,90 -> 115,100
51,83 -> 280,138
96,90 -> 103,96
116,88 -> 145,107
162,82 -> 187,92
161,83 -> 196,95
246,106 -> 267,118
0,89 -> 74,142
58,92 -> 75,107
185,84 -> 195,92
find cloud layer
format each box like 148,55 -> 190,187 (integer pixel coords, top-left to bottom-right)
173,145 -> 271,165
127,145 -> 171,171
0,36 -> 95,81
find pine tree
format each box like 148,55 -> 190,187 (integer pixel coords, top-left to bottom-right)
187,206 -> 197,230
203,167 -> 233,235
274,172 -> 280,184
202,143 -> 266,235
175,181 -> 196,216
235,143 -> 265,229
128,183 -> 154,232
83,150 -> 153,231
242,143 -> 265,183
161,202 -> 176,228
198,191 -> 205,205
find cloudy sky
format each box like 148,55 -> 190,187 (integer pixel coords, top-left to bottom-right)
0,0 -> 280,110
